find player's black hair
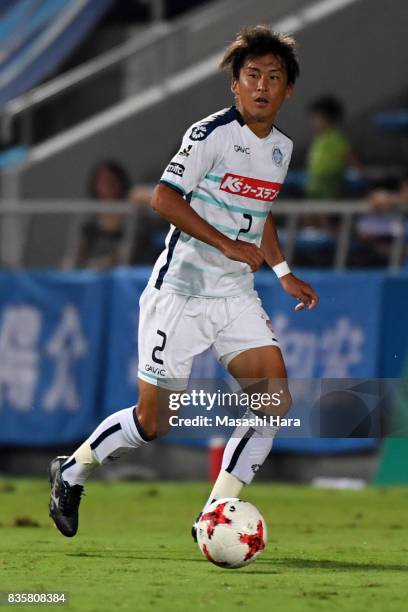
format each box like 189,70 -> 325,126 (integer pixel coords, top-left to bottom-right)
220,25 -> 299,85
88,160 -> 131,199
308,95 -> 344,123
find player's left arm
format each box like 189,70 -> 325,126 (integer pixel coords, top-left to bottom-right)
261,212 -> 319,311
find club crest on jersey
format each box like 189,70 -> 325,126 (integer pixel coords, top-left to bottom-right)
272,146 -> 283,167
189,124 -> 208,141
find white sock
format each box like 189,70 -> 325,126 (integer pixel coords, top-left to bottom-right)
203,416 -> 279,510
204,470 -> 244,509
61,406 -> 150,486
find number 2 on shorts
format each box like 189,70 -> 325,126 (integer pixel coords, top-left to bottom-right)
152,329 -> 167,364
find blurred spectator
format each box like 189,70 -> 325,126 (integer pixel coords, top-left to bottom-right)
129,184 -> 169,264
369,172 -> 408,211
352,171 -> 408,266
305,95 -> 351,199
76,160 -> 130,269
293,96 -> 357,266
66,160 -> 170,270
128,140 -> 189,264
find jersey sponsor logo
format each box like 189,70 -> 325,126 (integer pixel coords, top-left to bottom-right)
166,162 -> 185,177
234,144 -> 250,155
220,173 -> 282,202
145,363 -> 167,377
272,146 -> 284,166
189,124 -> 208,140
177,145 -> 193,157
178,144 -> 193,157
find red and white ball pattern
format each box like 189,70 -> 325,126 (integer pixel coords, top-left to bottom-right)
196,498 -> 267,569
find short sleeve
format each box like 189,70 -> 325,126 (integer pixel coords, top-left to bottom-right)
160,125 -> 219,196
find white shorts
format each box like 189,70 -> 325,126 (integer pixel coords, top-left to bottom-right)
137,286 -> 280,389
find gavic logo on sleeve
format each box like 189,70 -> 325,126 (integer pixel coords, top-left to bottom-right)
220,174 -> 282,202
166,162 -> 185,177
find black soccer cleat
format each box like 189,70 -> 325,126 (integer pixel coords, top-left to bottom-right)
191,512 -> 202,543
48,456 -> 83,538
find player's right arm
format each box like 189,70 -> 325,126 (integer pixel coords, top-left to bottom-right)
151,120 -> 264,272
151,184 -> 264,272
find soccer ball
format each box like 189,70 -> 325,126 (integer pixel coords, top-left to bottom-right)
196,498 -> 267,569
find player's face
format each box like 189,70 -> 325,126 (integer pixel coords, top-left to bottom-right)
232,54 -> 293,125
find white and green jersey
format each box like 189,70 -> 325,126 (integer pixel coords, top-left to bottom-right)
148,106 -> 293,297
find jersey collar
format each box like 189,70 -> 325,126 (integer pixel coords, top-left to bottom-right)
232,105 -> 275,141
231,105 -> 246,126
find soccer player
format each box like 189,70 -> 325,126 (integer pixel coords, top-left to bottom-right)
49,25 -> 318,538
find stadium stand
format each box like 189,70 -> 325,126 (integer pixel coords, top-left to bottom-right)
0,0 -> 406,270
0,0 -> 114,108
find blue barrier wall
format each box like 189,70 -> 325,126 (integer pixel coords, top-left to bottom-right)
0,271 -> 107,444
0,268 -> 407,450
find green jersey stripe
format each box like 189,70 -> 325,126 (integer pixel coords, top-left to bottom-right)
192,189 -> 269,218
179,233 -> 218,252
205,173 -> 222,183
212,221 -> 261,241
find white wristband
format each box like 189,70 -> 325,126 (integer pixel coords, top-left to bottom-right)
273,261 -> 291,278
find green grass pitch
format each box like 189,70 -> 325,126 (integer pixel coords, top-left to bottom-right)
1,479 -> 408,611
